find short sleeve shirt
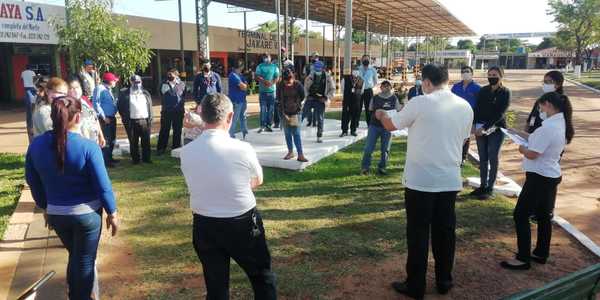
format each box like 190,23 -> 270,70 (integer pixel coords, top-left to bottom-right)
228,72 -> 247,104
523,113 -> 566,178
256,63 -> 279,93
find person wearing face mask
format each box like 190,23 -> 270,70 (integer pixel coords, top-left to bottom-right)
277,68 -> 308,162
193,58 -> 222,103
340,69 -> 364,137
26,96 -> 119,300
304,51 -> 320,80
33,77 -> 68,137
451,66 -> 482,165
304,60 -> 336,143
525,71 -> 565,134
500,92 -> 574,271
407,75 -> 424,101
361,80 -> 401,176
228,60 -> 249,139
79,59 -> 99,99
118,75 -> 153,164
67,76 -> 106,147
359,55 -> 379,124
93,72 -> 120,168
472,66 -> 511,200
255,53 -> 280,133
374,64 -> 473,299
158,68 -> 187,155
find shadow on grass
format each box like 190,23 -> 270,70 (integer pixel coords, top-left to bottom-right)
0,153 -> 25,238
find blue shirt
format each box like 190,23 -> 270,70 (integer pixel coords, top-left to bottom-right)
193,71 -> 222,102
93,84 -> 117,119
228,72 -> 247,104
255,62 -> 280,93
451,80 -> 481,109
25,132 -> 117,214
359,66 -> 378,89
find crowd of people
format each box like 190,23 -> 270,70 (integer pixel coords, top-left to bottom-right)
20,48 -> 574,299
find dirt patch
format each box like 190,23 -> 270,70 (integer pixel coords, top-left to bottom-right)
325,225 -> 600,300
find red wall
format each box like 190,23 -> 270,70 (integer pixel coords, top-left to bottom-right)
11,55 -> 28,101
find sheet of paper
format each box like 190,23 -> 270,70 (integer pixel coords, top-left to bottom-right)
501,128 -> 529,147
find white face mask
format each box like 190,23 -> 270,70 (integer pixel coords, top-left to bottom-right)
352,71 -> 359,77
415,80 -> 422,86
461,73 -> 473,81
538,106 -> 548,120
542,83 -> 556,93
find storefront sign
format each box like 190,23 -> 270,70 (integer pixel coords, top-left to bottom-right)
238,30 -> 277,50
0,1 -> 63,44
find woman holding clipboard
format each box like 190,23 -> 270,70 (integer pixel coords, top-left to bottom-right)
500,92 -> 574,270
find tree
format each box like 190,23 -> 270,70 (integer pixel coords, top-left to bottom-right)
55,0 -> 152,79
548,0 -> 600,65
477,38 -> 522,52
457,39 -> 476,52
537,37 -> 556,50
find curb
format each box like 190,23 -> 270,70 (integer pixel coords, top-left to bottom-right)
467,148 -> 600,258
564,77 -> 600,94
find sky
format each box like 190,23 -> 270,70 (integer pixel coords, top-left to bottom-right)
33,0 -> 558,45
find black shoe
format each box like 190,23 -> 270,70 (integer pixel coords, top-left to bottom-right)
530,254 -> 547,264
111,159 -> 121,164
469,187 -> 485,197
265,127 -> 273,132
436,281 -> 454,295
274,124 -> 280,129
350,132 -> 358,137
312,124 -> 317,128
361,169 -> 369,176
391,281 -> 423,300
339,132 -> 348,137
306,122 -> 312,127
377,168 -> 388,176
500,259 -> 531,270
478,187 -> 493,200
257,127 -> 264,133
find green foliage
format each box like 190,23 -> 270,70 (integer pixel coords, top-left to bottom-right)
458,39 -> 476,52
537,37 -> 556,50
54,0 -> 152,79
0,153 -> 24,239
478,38 -> 523,52
548,0 -> 600,64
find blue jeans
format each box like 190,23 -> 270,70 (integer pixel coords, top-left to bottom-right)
48,211 -> 102,300
304,98 -> 325,137
283,115 -> 303,155
259,92 -> 275,128
230,101 -> 248,138
25,87 -> 36,129
476,129 -> 505,189
361,125 -> 392,170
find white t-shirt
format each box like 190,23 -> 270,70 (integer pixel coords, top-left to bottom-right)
21,70 -> 36,88
390,89 -> 473,192
181,129 -> 263,218
523,113 -> 566,178
129,90 -> 149,119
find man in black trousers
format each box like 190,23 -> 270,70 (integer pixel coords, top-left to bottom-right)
157,68 -> 186,154
118,75 -> 153,164
375,64 -> 473,299
340,69 -> 364,137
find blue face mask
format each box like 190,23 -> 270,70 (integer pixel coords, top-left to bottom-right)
415,80 -> 422,86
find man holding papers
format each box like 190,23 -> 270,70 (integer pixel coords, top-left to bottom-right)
374,64 -> 473,299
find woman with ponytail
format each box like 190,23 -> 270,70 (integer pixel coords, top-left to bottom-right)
32,77 -> 68,137
25,96 -> 119,300
525,70 -> 565,133
501,92 -> 574,270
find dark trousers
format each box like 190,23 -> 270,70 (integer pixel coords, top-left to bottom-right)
157,109 -> 184,152
124,119 -> 151,163
462,137 -> 471,162
341,94 -> 361,134
475,129 -> 505,189
514,172 -> 561,262
361,88 -> 374,125
48,211 -> 102,300
304,98 -> 326,137
404,188 -> 457,298
192,209 -> 277,300
99,117 -> 116,164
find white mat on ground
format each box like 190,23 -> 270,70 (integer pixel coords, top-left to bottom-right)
465,150 -> 522,197
171,119 -> 407,171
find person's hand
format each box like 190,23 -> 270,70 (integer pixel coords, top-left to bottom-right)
374,109 -> 388,121
103,117 -> 111,124
98,134 -> 106,148
43,211 -> 53,230
106,213 -> 119,237
475,127 -> 485,137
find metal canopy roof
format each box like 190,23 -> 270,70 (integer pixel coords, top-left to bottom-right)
216,0 -> 475,37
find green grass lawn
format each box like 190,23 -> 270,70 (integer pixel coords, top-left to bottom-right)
0,153 -> 25,238
566,70 -> 600,89
108,111 -> 515,299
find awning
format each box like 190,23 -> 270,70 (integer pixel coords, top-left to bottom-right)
216,0 -> 475,37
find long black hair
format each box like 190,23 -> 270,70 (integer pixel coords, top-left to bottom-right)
538,92 -> 574,144
51,96 -> 82,171
544,70 -> 565,95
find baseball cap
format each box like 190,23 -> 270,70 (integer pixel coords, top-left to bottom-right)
102,72 -> 119,82
84,59 -> 94,66
311,51 -> 319,57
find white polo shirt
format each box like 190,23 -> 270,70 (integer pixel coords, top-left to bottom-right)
390,89 -> 473,192
21,69 -> 36,88
523,113 -> 566,178
129,90 -> 149,119
181,129 -> 263,218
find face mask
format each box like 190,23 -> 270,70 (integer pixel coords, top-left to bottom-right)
415,80 -> 422,86
314,71 -> 322,76
362,60 -> 369,66
167,75 -> 175,81
488,77 -> 500,85
263,57 -> 271,63
542,84 -> 556,93
283,70 -> 292,80
352,71 -> 359,77
539,111 -> 548,121
202,66 -> 210,72
461,73 -> 473,81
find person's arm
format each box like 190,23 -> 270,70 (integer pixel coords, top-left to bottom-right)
484,88 -> 511,130
94,89 -> 107,120
297,82 -> 305,102
519,145 -> 541,160
375,98 -> 419,131
25,150 -> 47,210
246,146 -> 263,190
395,96 -> 402,112
216,74 -> 222,93
192,76 -> 199,99
519,128 -> 551,160
368,97 -> 375,111
372,68 -> 379,86
272,67 -> 280,86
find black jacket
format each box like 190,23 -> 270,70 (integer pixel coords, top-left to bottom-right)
474,85 -> 511,130
117,88 -> 153,125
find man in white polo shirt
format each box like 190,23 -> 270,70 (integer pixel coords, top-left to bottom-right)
375,63 -> 473,299
180,93 -> 277,300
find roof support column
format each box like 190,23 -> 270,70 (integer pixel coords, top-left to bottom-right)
332,2 -> 337,71
387,21 -> 391,79
275,0 -> 282,70
284,0 -> 288,54
343,0 -> 352,97
416,35 -> 420,66
195,0 -> 210,61
305,0 -> 309,68
364,14 -> 369,56
403,26 -> 408,66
